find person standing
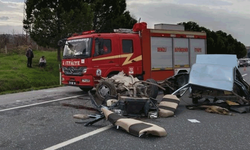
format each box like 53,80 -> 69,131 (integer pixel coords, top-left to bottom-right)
39,56 -> 46,68
26,45 -> 34,68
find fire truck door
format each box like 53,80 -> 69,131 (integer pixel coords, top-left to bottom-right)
173,38 -> 189,68
120,37 -> 142,76
92,38 -> 120,77
190,39 -> 206,65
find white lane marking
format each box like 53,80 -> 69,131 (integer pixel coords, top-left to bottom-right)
242,74 -> 247,77
0,95 -> 82,112
43,124 -> 113,150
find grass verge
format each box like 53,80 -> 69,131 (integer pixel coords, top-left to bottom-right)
0,48 -> 62,95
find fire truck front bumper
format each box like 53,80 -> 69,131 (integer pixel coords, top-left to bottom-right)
61,75 -> 95,87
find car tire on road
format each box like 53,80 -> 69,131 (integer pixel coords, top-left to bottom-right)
95,80 -> 117,104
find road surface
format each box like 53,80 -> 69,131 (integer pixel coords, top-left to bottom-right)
0,67 -> 250,150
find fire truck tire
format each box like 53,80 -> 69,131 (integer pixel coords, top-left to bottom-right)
79,87 -> 93,92
108,73 -> 117,78
96,80 -> 117,104
146,79 -> 159,98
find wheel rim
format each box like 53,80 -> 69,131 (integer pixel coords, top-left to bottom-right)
98,85 -> 110,98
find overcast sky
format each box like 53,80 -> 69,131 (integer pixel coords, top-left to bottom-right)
0,0 -> 250,45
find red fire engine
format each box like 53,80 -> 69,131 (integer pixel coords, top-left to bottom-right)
60,22 -> 206,92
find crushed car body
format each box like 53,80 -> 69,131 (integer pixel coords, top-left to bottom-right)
174,54 -> 250,105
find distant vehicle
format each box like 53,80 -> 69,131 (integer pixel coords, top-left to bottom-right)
247,59 -> 250,66
238,58 -> 249,67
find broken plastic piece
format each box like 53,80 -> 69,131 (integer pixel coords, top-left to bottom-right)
101,108 -> 167,137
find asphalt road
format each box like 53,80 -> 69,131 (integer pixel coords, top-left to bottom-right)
0,67 -> 250,150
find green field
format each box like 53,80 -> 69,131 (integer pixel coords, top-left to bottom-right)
0,48 -> 61,94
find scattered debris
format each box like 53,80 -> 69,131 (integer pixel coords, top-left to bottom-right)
225,100 -> 239,106
187,119 -> 200,123
101,107 -> 167,137
186,101 -> 233,115
95,71 -> 163,103
158,95 -> 180,117
72,90 -> 179,137
204,105 -> 232,115
71,54 -> 250,138
229,105 -> 250,113
73,114 -> 90,119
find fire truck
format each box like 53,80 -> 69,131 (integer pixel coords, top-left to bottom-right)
59,22 -> 207,93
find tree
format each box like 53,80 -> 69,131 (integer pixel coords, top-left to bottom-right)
23,0 -> 93,61
178,21 -> 247,58
92,0 -> 137,32
23,0 -> 137,61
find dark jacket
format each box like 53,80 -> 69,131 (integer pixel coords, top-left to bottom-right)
26,49 -> 34,58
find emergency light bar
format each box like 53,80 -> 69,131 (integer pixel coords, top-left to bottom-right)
82,30 -> 95,35
114,28 -> 134,33
71,30 -> 95,36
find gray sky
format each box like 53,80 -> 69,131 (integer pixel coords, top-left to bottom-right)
1,0 -> 250,45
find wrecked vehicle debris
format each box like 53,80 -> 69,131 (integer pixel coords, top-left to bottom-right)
71,91 -> 179,137
101,107 -> 167,137
95,71 -> 189,103
74,104 -> 167,137
186,104 -> 233,115
70,54 -> 250,138
95,71 -> 164,102
90,71 -> 182,119
173,54 -> 250,114
158,95 -> 180,117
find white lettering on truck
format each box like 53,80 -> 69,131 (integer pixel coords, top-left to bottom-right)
63,61 -> 80,66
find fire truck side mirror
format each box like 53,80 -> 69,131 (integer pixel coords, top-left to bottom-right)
58,40 -> 63,46
58,38 -> 66,47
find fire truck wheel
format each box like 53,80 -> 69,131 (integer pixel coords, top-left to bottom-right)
96,80 -> 117,104
108,73 -> 117,78
79,87 -> 93,92
146,79 -> 159,98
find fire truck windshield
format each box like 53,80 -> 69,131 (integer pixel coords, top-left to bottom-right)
63,38 -> 92,58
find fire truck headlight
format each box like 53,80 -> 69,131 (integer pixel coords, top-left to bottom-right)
83,67 -> 87,73
82,79 -> 90,82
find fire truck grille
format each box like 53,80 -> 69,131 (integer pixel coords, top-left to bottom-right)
63,67 -> 84,76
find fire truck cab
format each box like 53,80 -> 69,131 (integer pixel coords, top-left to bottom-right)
60,22 -> 206,92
